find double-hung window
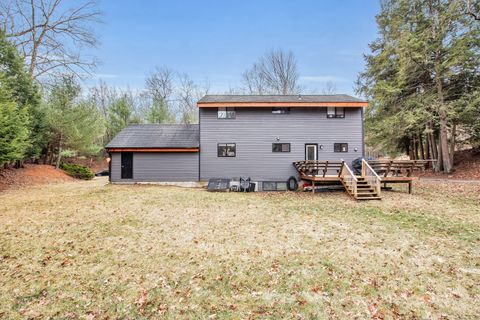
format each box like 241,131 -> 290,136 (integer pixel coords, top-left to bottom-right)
327,107 -> 345,118
218,107 -> 236,119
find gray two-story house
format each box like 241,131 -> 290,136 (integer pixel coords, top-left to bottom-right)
106,95 -> 368,190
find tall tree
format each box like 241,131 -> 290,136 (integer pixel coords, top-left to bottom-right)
46,75 -> 104,168
107,91 -> 140,139
177,73 -> 208,124
146,97 -> 174,124
242,49 -> 301,95
0,30 -> 44,160
357,0 -> 480,173
1,0 -> 102,80
0,75 -> 30,167
145,67 -> 175,123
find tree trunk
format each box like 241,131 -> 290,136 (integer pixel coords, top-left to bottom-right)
406,139 -> 412,159
434,50 -> 452,173
419,132 -> 425,160
413,134 -> 417,160
449,122 -> 456,166
55,135 -> 62,169
428,123 -> 438,161
425,131 -> 431,167
436,134 -> 444,172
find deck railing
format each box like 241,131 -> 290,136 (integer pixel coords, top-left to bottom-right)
362,159 -> 382,196
339,161 -> 358,198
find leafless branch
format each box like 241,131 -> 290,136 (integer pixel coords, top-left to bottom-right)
242,49 -> 301,95
145,67 -> 175,100
321,81 -> 338,95
0,0 -> 102,81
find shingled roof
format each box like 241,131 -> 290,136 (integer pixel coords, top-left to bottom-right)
198,94 -> 366,104
105,124 -> 199,149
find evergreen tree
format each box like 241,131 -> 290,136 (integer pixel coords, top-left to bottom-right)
0,31 -> 45,159
107,93 -> 141,138
146,97 -> 174,124
46,76 -> 105,168
0,75 -> 30,166
357,0 -> 480,173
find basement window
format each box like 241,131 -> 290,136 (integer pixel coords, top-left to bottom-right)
217,143 -> 236,157
334,143 -> 348,153
272,143 -> 291,152
272,107 -> 290,114
327,107 -> 345,118
263,181 -> 288,191
218,107 -> 236,119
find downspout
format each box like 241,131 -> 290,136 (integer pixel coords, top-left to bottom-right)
361,107 -> 365,158
108,151 -> 112,183
198,107 -> 201,182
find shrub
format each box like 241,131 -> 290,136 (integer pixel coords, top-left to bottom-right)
60,163 -> 94,180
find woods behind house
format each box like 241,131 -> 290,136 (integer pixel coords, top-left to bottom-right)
357,0 -> 480,173
0,0 -> 479,173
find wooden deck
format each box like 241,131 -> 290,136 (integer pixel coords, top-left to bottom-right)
293,160 -> 381,200
293,159 -> 433,200
367,160 -> 429,194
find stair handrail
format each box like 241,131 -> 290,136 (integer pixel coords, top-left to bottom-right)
362,159 -> 382,196
340,160 -> 358,198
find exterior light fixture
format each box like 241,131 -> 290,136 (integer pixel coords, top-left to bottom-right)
354,148 -> 358,152
319,145 -> 324,150
275,137 -> 280,141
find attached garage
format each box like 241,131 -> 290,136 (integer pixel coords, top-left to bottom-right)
106,124 -> 199,183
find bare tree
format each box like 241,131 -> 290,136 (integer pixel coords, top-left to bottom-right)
242,49 -> 301,95
145,67 -> 175,100
177,73 -> 209,124
321,81 -> 338,95
0,0 -> 102,80
242,63 -> 268,94
89,80 -> 112,119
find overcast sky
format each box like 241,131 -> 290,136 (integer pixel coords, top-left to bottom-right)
85,0 -> 381,96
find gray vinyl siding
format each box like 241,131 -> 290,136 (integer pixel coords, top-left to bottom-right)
200,107 -> 363,182
110,152 -> 199,182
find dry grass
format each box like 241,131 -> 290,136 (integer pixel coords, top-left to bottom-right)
0,178 -> 479,319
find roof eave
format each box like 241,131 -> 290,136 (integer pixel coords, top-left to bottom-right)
105,147 -> 199,152
197,101 -> 368,108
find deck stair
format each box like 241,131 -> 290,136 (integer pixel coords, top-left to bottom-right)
343,176 -> 381,200
294,159 -> 383,201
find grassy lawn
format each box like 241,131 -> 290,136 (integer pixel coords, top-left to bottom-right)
1,179 -> 479,319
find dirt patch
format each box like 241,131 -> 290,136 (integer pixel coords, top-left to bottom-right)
0,164 -> 74,191
414,149 -> 480,180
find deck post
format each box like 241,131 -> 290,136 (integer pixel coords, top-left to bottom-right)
408,182 -> 412,194
312,180 -> 315,194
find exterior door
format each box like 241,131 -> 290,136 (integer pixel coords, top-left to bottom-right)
305,144 -> 318,161
121,152 -> 133,179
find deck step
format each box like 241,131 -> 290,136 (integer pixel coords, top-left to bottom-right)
356,196 -> 382,200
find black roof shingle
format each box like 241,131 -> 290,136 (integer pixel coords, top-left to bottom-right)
197,94 -> 366,104
105,124 -> 199,149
